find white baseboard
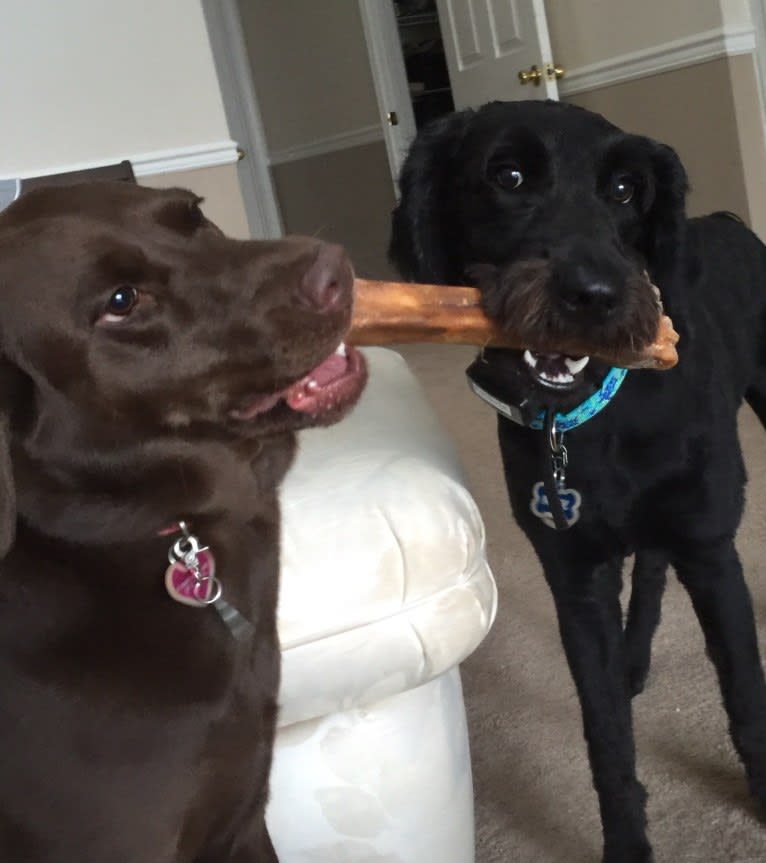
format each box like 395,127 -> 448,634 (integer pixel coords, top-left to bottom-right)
132,140 -> 240,176
560,26 -> 756,96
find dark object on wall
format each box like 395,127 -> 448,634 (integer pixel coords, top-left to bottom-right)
19,159 -> 135,194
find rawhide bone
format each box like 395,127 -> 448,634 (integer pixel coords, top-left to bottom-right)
347,278 -> 679,371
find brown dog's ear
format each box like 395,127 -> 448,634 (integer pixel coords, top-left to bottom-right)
0,361 -> 19,557
0,412 -> 15,558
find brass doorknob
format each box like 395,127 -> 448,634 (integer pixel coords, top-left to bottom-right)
518,65 -> 542,86
547,63 -> 566,80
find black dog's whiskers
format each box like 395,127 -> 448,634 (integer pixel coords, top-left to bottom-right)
468,259 -> 552,337
470,259 -> 660,354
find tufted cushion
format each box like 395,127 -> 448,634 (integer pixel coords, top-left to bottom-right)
277,347 -> 497,727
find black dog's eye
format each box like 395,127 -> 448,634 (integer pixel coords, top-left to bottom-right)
103,286 -> 139,321
609,175 -> 635,204
494,166 -> 524,190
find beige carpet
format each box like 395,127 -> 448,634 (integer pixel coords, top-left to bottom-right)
397,343 -> 766,863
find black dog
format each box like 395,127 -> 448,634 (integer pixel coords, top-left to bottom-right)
389,99 -> 766,862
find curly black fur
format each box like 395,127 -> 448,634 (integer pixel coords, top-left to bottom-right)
390,99 -> 766,863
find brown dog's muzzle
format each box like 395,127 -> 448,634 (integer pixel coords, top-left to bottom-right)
298,242 -> 353,313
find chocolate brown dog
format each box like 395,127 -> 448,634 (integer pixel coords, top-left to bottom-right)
0,182 -> 367,862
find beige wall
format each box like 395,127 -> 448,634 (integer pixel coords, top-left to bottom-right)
271,142 -> 397,280
729,52 -> 766,238
547,0 -> 727,69
566,53 -> 766,239
238,0 -> 379,154
143,164 -> 251,240
0,0 -> 230,177
547,0 -> 766,237
553,0 -> 766,240
567,58 -> 748,221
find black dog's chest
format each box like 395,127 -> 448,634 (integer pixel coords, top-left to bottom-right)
498,415 -> 698,535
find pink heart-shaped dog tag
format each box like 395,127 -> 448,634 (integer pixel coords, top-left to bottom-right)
165,549 -> 217,607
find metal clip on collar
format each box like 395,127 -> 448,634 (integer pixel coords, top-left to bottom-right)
543,411 -> 572,530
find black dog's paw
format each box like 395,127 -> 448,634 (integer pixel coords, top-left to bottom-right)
733,723 -> 766,814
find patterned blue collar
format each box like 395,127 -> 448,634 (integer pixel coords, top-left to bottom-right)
528,367 -> 628,432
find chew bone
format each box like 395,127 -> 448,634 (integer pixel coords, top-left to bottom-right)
347,278 -> 679,371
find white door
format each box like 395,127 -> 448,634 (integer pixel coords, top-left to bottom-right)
435,0 -> 560,108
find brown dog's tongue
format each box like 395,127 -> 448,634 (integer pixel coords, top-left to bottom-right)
346,279 -> 679,371
284,345 -> 355,415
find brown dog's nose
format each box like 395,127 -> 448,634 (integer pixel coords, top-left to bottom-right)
300,242 -> 350,311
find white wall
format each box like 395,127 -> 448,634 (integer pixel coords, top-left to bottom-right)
0,0 -> 231,177
723,0 -> 753,28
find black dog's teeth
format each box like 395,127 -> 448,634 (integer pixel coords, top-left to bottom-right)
523,350 -> 590,387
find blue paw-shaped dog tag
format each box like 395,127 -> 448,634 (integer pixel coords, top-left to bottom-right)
530,481 -> 582,529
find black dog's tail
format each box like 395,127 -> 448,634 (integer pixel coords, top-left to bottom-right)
744,221 -> 766,430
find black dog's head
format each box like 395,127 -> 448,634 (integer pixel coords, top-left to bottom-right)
390,100 -> 688,408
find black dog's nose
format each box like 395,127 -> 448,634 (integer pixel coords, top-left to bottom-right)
562,280 -> 618,313
557,265 -> 619,319
300,242 -> 350,311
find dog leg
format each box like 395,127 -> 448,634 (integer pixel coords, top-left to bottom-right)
673,539 -> 766,811
625,549 -> 668,697
544,556 -> 653,863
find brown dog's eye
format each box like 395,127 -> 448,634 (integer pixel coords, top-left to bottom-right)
103,286 -> 139,321
610,175 -> 635,204
494,166 -> 523,190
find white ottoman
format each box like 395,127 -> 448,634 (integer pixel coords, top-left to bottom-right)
267,348 -> 497,863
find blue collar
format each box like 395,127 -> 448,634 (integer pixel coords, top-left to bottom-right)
528,367 -> 628,432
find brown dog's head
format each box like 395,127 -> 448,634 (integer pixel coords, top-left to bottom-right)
0,182 -> 367,550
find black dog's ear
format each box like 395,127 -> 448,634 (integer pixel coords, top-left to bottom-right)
645,141 -> 690,288
389,110 -> 473,283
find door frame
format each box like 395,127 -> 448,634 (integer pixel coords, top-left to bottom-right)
201,0 -> 284,238
750,0 -> 766,141
357,0 -> 417,190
